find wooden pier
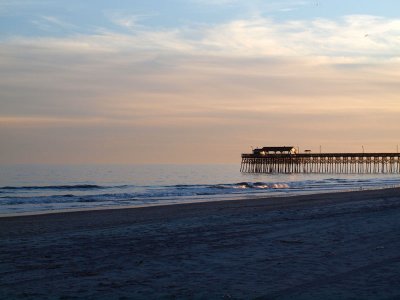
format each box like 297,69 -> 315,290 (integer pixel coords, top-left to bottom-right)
241,146 -> 400,174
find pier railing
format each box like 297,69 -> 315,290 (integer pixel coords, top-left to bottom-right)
240,153 -> 400,174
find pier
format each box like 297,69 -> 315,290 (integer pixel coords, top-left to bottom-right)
241,146 -> 400,174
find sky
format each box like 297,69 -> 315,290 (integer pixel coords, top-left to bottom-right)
1,0 -> 400,164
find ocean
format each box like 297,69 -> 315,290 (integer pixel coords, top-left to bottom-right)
1,164 -> 400,216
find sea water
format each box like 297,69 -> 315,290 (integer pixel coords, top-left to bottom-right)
1,164 -> 400,215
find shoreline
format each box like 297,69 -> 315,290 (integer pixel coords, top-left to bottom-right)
1,186 -> 400,299
1,185 -> 399,219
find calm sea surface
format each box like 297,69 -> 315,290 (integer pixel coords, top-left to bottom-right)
1,164 -> 400,216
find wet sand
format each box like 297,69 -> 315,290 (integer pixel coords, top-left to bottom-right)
1,188 -> 400,299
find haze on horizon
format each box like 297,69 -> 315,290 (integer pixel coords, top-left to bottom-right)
1,0 -> 400,164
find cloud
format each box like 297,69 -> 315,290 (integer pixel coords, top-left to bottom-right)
190,0 -> 310,10
1,14 -> 400,163
31,15 -> 77,32
3,14 -> 400,112
199,15 -> 400,58
190,0 -> 242,5
5,14 -> 400,60
105,10 -> 157,31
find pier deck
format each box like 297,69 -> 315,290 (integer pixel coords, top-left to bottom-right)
241,153 -> 400,174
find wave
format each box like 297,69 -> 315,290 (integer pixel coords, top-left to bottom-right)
208,182 -> 290,189
0,184 -> 130,191
0,181 -> 294,199
0,193 -> 138,205
6,180 -> 361,193
2,177 -> 400,212
2,177 -> 399,196
0,181 -> 292,206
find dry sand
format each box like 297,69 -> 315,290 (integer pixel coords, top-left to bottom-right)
1,188 -> 400,299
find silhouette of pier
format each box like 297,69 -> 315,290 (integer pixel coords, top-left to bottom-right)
241,146 -> 400,174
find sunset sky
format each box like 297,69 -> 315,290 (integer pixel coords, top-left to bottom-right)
1,0 -> 400,164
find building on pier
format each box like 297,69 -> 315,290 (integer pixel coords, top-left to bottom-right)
253,146 -> 297,155
241,146 -> 400,174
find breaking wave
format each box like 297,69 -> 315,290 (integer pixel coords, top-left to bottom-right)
211,182 -> 290,189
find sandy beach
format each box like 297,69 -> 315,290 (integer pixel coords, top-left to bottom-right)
1,188 -> 400,299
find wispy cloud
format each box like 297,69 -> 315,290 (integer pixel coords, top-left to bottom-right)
105,10 -> 157,31
31,15 -> 77,32
190,0 -> 242,5
261,0 -> 311,12
199,15 -> 400,58
191,0 -> 312,13
6,14 -> 400,61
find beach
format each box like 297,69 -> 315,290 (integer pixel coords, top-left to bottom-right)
1,188 -> 400,299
